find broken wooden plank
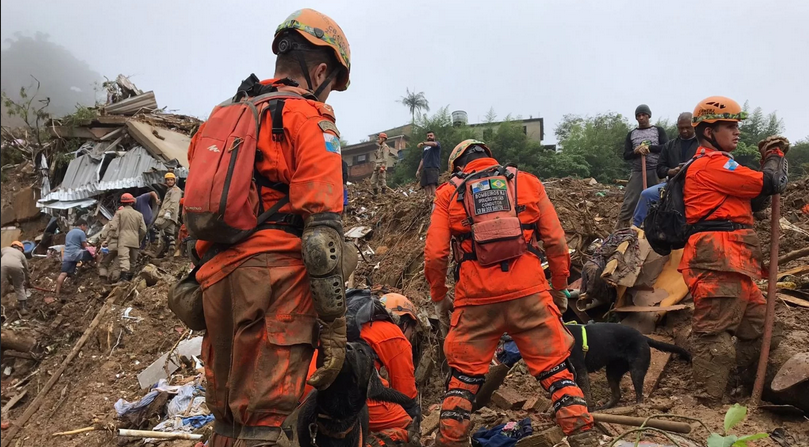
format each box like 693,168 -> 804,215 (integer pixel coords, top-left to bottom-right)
613,304 -> 689,313
126,120 -> 190,167
103,91 -> 157,116
515,426 -> 564,447
779,294 -> 809,308
643,335 -> 674,398
778,264 -> 809,279
1,390 -> 27,416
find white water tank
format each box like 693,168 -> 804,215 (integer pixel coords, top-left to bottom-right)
451,110 -> 468,126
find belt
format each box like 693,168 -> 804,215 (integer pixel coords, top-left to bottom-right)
256,212 -> 305,237
213,420 -> 282,441
690,220 -> 753,235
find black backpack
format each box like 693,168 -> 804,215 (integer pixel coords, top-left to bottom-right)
644,155 -> 724,255
345,289 -> 394,342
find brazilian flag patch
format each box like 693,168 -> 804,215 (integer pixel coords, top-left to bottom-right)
490,178 -> 507,190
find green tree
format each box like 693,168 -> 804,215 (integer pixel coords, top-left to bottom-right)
655,118 -> 678,141
733,103 -> 784,168
556,113 -> 632,183
789,137 -> 809,178
398,88 -> 430,122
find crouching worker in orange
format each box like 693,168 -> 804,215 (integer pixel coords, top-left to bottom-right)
425,140 -> 596,447
680,97 -> 790,400
186,9 -> 355,447
304,289 -> 420,446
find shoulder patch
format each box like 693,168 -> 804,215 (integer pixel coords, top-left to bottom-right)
324,132 -> 341,154
318,120 -> 340,137
723,159 -> 739,171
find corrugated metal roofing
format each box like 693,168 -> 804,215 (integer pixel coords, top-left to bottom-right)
96,146 -> 167,191
43,148 -> 103,201
42,146 -> 169,202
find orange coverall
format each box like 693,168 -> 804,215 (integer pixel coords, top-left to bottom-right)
678,147 -> 769,397
305,320 -> 418,442
189,79 -> 344,447
424,157 -> 593,446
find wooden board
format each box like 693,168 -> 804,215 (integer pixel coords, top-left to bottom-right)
613,304 -> 689,313
126,120 -> 190,167
779,294 -> 809,308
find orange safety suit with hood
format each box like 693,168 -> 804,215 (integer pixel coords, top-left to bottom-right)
187,9 -> 353,447
425,140 -> 595,447
678,96 -> 789,399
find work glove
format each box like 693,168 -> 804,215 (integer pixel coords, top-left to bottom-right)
307,316 -> 348,390
758,135 -> 790,159
163,212 -> 172,220
433,297 -> 454,337
635,144 -> 650,155
549,289 -> 570,314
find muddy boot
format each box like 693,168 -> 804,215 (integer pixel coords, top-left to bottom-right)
120,271 -> 133,282
567,429 -> 600,447
691,331 -> 734,400
373,188 -> 378,197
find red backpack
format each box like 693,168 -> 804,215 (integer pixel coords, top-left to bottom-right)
184,75 -> 306,244
449,165 -> 538,272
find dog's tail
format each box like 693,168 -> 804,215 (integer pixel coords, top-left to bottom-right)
644,337 -> 692,362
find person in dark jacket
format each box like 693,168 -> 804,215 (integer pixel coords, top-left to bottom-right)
616,104 -> 669,229
632,112 -> 699,227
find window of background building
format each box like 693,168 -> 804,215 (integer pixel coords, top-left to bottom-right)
355,154 -> 368,164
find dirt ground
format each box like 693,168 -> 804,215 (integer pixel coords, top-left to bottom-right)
1,175 -> 808,447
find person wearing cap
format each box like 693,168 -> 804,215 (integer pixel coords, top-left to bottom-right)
186,9 -> 354,446
371,132 -> 394,196
424,140 -> 596,447
99,193 -> 147,282
154,172 -> 183,256
679,96 -> 789,400
56,219 -> 93,296
1,241 -> 30,313
616,104 -> 669,229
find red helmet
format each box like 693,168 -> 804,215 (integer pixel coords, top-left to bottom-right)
120,193 -> 136,204
378,132 -> 388,140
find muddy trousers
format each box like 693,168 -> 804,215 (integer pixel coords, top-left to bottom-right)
202,253 -> 317,447
155,218 -> 178,254
1,264 -> 27,304
370,165 -> 387,193
683,269 -> 767,399
437,293 -> 593,447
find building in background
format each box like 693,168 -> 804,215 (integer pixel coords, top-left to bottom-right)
341,113 -> 545,181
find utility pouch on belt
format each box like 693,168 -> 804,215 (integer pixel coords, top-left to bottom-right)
449,165 -> 532,269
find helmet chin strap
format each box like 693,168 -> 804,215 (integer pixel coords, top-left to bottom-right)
293,50 -> 338,101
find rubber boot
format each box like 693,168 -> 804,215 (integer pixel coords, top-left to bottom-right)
120,271 -> 133,282
18,300 -> 29,316
567,429 -> 600,447
691,331 -> 734,400
373,188 -> 378,197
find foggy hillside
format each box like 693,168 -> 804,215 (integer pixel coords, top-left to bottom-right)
1,32 -> 102,124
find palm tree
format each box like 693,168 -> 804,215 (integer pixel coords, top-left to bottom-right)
398,88 -> 429,122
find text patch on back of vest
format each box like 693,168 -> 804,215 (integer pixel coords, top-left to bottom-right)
472,185 -> 510,215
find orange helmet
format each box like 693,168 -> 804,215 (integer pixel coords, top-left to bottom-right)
380,293 -> 417,321
448,139 -> 492,172
692,96 -> 747,127
273,9 -> 351,91
11,241 -> 24,250
378,132 -> 388,140
120,193 -> 136,204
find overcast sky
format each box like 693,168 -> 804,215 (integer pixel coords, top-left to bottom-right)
2,0 -> 808,144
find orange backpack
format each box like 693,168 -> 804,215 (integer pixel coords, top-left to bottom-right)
449,165 -> 538,272
184,75 -> 308,244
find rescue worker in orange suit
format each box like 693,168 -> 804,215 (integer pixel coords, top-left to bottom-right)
679,96 -> 789,400
381,292 -> 426,380
303,289 -> 419,445
425,140 -> 596,447
187,9 -> 355,447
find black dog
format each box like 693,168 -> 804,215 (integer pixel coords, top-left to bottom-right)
566,323 -> 691,409
298,342 -> 420,447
